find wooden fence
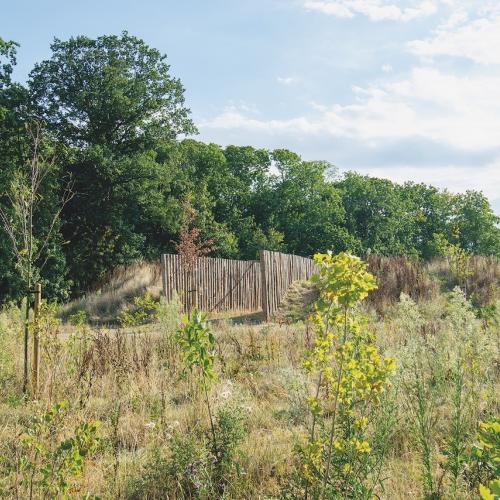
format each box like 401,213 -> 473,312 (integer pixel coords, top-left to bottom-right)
160,254 -> 262,313
260,250 -> 318,320
160,250 -> 318,319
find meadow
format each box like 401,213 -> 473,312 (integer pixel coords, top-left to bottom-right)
0,255 -> 498,499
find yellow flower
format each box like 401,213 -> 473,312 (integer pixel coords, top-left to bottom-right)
355,416 -> 368,429
355,440 -> 371,453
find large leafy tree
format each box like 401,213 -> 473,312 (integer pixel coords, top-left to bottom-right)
338,173 -> 416,256
29,31 -> 196,151
220,145 -> 282,259
27,32 -> 196,292
454,191 -> 500,256
400,182 -> 456,258
265,150 -> 356,257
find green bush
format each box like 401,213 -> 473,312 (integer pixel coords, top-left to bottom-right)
127,403 -> 246,499
119,292 -> 159,327
0,401 -> 100,498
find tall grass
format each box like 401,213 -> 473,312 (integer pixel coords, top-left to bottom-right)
0,255 -> 498,498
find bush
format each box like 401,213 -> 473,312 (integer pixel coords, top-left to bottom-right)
127,403 -> 246,499
119,292 -> 160,327
0,402 -> 100,498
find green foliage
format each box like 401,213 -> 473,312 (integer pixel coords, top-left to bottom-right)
127,403 -> 246,499
68,309 -> 88,327
127,435 -> 212,499
118,292 -> 159,327
210,403 -> 246,487
435,234 -> 473,292
471,418 -> 500,499
1,401 -> 100,498
29,31 -> 195,149
176,309 -> 216,383
297,252 -> 395,498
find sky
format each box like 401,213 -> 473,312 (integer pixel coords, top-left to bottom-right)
2,0 -> 500,213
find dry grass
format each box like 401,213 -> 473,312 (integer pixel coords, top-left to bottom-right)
367,256 -> 438,313
60,261 -> 162,323
2,256 -> 498,498
2,291 -> 498,498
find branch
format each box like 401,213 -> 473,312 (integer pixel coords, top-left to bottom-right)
0,205 -> 23,260
36,175 -> 76,271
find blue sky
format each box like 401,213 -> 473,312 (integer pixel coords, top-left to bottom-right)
3,0 -> 500,212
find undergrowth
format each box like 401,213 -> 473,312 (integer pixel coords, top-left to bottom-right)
0,255 -> 498,499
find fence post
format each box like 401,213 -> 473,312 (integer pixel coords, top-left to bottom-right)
160,254 -> 167,298
32,283 -> 41,398
260,250 -> 269,321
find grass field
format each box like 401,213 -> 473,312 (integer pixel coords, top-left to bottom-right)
0,256 -> 499,499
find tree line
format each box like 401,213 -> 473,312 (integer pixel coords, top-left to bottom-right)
1,32 -> 499,303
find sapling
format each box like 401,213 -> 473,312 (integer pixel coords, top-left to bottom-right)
176,309 -> 218,453
299,252 -> 395,499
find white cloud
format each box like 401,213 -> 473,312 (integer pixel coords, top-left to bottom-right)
201,68 -> 500,151
381,64 -> 393,72
277,76 -> 299,85
409,8 -> 500,64
302,0 -> 438,22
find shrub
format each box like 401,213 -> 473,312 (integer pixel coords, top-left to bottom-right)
296,252 -> 395,498
211,403 -> 247,494
0,402 -> 100,498
469,418 -> 500,499
127,403 -> 246,499
119,292 -> 160,327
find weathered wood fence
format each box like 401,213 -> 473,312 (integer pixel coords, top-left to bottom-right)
160,254 -> 262,313
260,250 -> 318,320
160,250 -> 318,319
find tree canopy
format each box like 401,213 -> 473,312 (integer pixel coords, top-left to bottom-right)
1,33 -> 499,303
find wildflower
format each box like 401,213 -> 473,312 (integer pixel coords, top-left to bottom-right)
355,440 -> 371,453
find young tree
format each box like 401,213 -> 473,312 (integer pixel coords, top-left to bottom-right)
0,122 -> 73,393
175,199 -> 214,312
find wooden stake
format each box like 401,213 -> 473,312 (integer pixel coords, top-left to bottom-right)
160,254 -> 167,298
260,250 -> 269,321
32,283 -> 41,398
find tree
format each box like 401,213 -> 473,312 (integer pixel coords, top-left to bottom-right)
338,173 -> 420,256
0,36 -> 26,300
454,191 -> 500,257
267,151 -> 356,256
176,198 -> 214,270
27,33 -> 197,293
29,31 -> 196,151
0,122 -> 73,393
400,182 -> 456,259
